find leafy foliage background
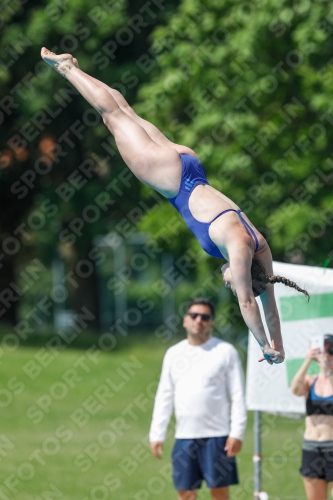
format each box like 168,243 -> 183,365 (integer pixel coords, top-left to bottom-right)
1,0 -> 332,330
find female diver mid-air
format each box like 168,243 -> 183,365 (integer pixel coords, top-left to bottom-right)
41,48 -> 309,365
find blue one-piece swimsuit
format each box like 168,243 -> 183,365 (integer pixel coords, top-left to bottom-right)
167,154 -> 259,259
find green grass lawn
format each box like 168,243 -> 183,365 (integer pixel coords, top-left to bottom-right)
0,342 -> 307,499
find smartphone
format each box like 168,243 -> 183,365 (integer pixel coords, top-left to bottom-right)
311,335 -> 324,351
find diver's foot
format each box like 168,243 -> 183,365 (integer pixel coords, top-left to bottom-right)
41,47 -> 75,77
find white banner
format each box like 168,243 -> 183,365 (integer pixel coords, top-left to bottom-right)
246,262 -> 333,414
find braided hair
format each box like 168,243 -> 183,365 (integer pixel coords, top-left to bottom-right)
251,258 -> 310,302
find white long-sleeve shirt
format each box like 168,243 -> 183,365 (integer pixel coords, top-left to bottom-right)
149,337 -> 247,442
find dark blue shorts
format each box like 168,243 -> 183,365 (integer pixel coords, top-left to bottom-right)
172,436 -> 239,490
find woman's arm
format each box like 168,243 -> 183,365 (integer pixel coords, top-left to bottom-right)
291,363 -> 312,396
255,245 -> 285,353
291,346 -> 319,396
228,243 -> 284,364
260,287 -> 284,352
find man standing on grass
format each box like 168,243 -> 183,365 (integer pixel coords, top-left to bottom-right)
149,298 -> 247,500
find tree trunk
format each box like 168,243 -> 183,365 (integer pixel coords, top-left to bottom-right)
0,256 -> 18,325
71,253 -> 100,331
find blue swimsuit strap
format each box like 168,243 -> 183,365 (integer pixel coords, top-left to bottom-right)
311,377 -> 333,400
237,210 -> 259,252
209,209 -> 259,252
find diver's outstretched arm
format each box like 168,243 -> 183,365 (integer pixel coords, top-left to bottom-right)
228,244 -> 285,364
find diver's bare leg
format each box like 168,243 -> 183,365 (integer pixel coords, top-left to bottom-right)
72,58 -> 197,157
41,48 -> 181,197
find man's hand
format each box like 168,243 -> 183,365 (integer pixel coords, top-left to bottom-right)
224,437 -> 242,457
150,441 -> 163,460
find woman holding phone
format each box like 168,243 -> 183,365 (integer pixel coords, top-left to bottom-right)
291,334 -> 333,500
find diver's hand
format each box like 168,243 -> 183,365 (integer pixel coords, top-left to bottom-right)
258,346 -> 285,364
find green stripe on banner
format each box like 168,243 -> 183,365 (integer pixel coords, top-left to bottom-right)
286,359 -> 320,387
280,293 -> 333,321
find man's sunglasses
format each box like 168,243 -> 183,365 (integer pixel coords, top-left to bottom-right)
187,312 -> 212,322
326,347 -> 333,355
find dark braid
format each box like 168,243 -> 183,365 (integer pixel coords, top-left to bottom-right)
265,274 -> 310,302
251,258 -> 310,302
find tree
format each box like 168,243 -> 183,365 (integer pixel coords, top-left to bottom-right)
0,0 -> 180,326
136,0 -> 333,269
